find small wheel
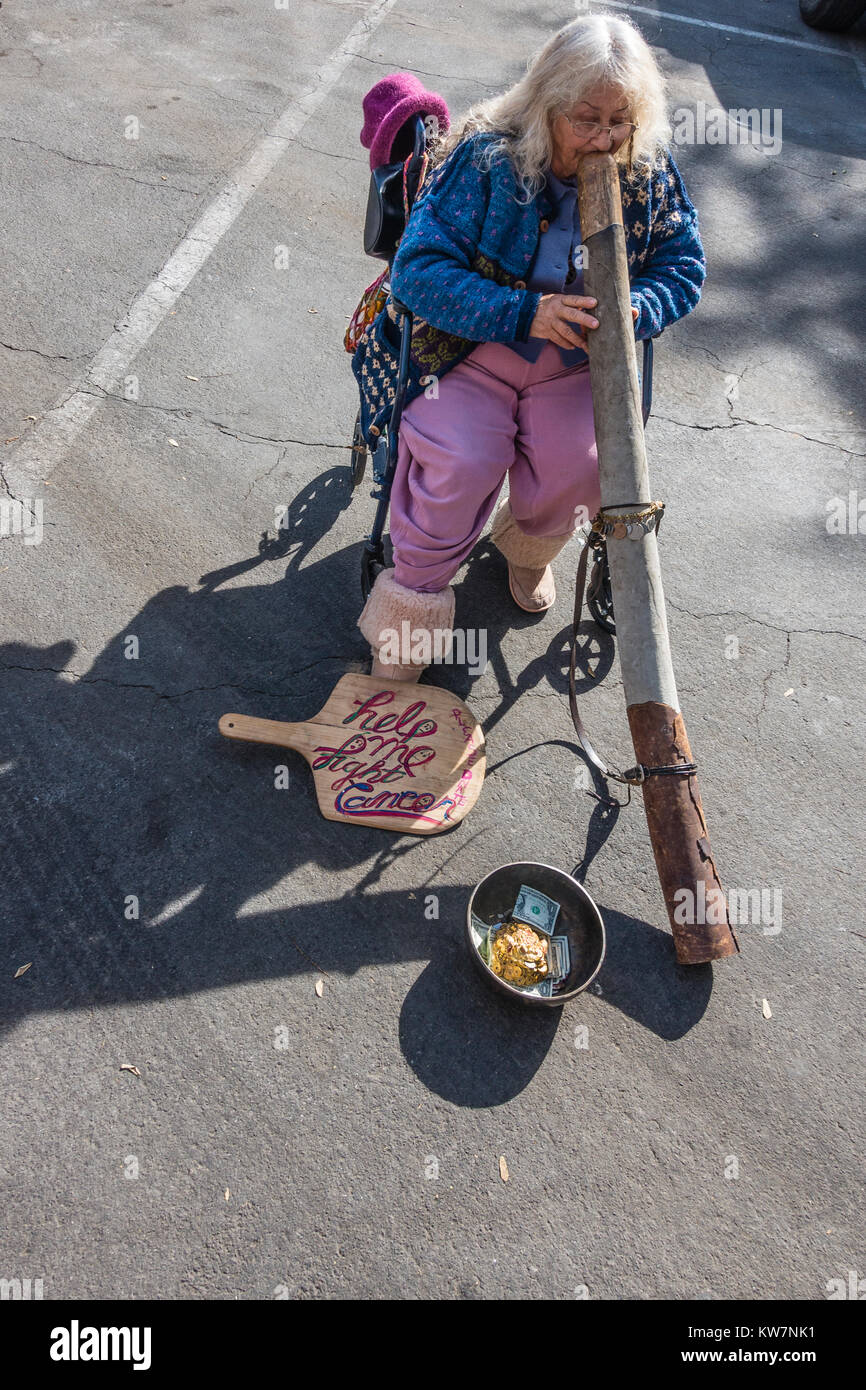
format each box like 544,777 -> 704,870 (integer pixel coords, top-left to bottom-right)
798,0 -> 866,30
586,540 -> 616,635
349,410 -> 368,491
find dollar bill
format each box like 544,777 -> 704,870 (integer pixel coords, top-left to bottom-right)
520,977 -> 553,999
548,935 -> 571,982
516,936 -> 571,996
512,884 -> 561,935
470,912 -> 494,964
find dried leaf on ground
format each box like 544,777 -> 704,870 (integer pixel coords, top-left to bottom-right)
499,1155 -> 509,1183
315,978 -> 324,998
761,998 -> 773,1019
120,1063 -> 142,1077
14,963 -> 32,978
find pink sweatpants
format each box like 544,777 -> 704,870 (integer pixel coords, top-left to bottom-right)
390,340 -> 600,593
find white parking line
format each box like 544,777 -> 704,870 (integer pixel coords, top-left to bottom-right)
2,0 -> 399,503
603,0 -> 865,59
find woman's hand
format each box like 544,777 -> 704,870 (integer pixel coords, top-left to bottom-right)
529,294 -> 639,350
529,293 -> 598,350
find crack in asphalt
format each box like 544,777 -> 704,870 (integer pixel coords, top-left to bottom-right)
0,461 -> 48,515
757,631 -> 793,731
653,411 -> 865,457
135,75 -> 282,119
0,459 -> 17,501
295,139 -> 366,165
686,343 -> 744,373
0,655 -> 350,696
87,389 -> 350,452
0,135 -> 200,193
344,48 -> 500,90
667,599 -> 865,646
243,445 -> 289,501
0,339 -> 79,363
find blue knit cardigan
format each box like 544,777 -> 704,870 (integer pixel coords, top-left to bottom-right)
352,132 -> 706,443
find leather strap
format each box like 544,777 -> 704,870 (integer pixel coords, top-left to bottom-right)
568,529 -> 697,788
568,535 -> 621,779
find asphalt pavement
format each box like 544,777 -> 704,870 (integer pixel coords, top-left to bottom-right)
1,0 -> 864,1300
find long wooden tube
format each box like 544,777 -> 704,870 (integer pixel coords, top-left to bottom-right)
576,153 -> 739,965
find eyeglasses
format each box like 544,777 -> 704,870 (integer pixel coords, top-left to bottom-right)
563,118 -> 638,144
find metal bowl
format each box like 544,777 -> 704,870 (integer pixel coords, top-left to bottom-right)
466,861 -> 605,1008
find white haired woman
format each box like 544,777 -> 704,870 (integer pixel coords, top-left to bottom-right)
352,13 -> 706,679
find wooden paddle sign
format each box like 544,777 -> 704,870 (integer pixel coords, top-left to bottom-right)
219,674 -> 485,834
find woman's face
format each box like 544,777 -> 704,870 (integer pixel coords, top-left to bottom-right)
550,83 -> 634,180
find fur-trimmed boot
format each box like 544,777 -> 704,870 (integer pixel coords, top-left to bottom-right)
490,498 -> 574,612
358,568 -> 456,682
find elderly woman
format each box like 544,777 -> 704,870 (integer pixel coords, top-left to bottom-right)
353,13 -> 706,680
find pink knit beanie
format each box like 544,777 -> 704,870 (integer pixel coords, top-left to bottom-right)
360,72 -> 450,169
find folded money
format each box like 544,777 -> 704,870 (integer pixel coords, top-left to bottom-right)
512,883 -> 561,935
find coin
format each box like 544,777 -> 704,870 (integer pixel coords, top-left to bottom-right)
489,921 -> 550,987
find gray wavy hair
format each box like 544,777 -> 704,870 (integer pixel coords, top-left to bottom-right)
433,14 -> 671,199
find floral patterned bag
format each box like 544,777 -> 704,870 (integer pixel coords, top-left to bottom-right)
344,268 -> 390,354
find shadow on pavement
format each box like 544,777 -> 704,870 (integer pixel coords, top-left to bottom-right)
0,470 -> 711,1105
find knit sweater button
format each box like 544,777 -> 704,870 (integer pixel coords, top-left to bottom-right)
539,219 -> 550,233
514,279 -> 526,290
